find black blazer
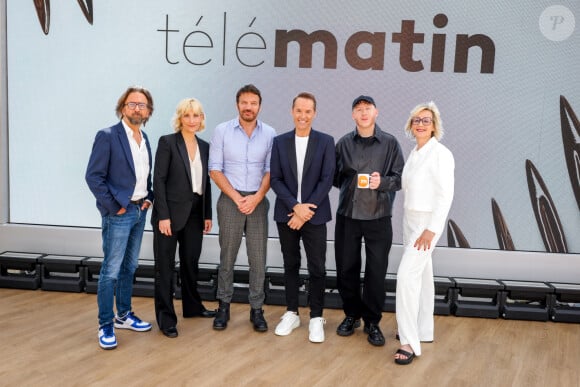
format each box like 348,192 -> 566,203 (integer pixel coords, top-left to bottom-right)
152,133 -> 212,231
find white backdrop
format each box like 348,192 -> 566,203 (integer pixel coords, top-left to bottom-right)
6,0 -> 580,254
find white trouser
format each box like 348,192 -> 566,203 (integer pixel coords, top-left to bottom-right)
395,210 -> 441,356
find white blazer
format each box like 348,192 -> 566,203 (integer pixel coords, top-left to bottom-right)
402,137 -> 455,235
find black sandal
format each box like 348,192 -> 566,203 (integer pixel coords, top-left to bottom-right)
394,348 -> 415,365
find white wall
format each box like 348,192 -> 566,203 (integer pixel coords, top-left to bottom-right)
0,1 -> 578,284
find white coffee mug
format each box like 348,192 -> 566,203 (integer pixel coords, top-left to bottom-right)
357,173 -> 370,189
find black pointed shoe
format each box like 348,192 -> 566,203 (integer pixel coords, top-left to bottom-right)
197,309 -> 217,318
161,326 -> 178,338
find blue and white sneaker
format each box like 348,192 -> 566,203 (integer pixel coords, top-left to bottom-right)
114,311 -> 152,332
98,323 -> 117,350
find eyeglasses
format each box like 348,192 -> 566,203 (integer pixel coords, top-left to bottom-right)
125,102 -> 149,110
411,117 -> 433,125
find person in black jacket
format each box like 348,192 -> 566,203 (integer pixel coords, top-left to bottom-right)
333,95 -> 404,347
152,98 -> 215,338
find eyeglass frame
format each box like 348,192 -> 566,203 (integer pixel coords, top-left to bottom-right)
125,102 -> 150,110
411,117 -> 433,125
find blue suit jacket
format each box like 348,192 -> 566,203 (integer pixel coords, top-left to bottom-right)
86,121 -> 154,217
270,128 -> 335,225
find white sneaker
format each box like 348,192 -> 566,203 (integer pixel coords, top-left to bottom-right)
114,311 -> 152,332
98,323 -> 117,350
274,311 -> 300,336
309,317 -> 326,343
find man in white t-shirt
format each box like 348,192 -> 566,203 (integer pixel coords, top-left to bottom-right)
269,92 -> 335,343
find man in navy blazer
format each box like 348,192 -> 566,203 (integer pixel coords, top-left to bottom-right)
270,92 -> 335,343
86,86 -> 155,350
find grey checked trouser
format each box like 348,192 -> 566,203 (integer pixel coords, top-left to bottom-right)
216,192 -> 269,308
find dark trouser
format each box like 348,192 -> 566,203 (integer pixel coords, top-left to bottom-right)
153,195 -> 206,330
334,214 -> 392,324
277,221 -> 327,318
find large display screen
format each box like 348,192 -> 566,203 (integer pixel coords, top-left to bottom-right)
7,1 -> 579,254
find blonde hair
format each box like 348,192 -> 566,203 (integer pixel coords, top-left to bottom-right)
172,98 -> 206,132
403,101 -> 444,140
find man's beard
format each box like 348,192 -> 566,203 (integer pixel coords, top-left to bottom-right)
127,114 -> 146,126
240,110 -> 257,122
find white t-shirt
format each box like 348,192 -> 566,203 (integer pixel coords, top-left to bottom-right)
295,135 -> 309,203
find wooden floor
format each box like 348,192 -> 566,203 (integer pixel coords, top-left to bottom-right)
0,288 -> 579,387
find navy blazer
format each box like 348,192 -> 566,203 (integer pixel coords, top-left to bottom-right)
86,121 -> 154,217
270,128 -> 335,225
151,133 -> 212,231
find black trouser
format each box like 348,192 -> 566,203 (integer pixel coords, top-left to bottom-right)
277,221 -> 327,318
334,214 -> 392,324
153,196 -> 205,330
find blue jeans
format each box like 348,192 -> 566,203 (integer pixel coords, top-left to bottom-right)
97,203 -> 147,326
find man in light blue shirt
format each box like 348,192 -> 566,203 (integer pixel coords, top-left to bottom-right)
209,84 -> 276,332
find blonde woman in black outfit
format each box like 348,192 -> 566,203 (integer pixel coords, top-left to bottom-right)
152,98 -> 215,338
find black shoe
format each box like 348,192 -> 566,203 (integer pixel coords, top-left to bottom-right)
199,309 -> 217,318
161,326 -> 178,338
190,308 -> 217,318
336,316 -> 361,336
213,302 -> 230,330
184,308 -> 217,318
364,323 -> 385,346
250,308 -> 268,332
394,348 -> 415,365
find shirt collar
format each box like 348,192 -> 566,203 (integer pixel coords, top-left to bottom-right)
416,136 -> 438,153
235,118 -> 262,133
353,125 -> 381,142
121,119 -> 142,137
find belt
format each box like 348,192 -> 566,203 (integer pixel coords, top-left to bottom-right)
130,198 -> 145,205
237,190 -> 257,196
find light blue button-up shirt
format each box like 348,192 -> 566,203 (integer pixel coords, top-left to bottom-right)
209,118 -> 276,192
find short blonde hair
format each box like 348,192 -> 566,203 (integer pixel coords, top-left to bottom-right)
172,98 -> 206,132
403,101 -> 444,141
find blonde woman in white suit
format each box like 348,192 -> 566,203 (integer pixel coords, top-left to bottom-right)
394,102 -> 454,365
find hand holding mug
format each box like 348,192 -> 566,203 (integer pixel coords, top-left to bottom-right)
369,172 -> 380,190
